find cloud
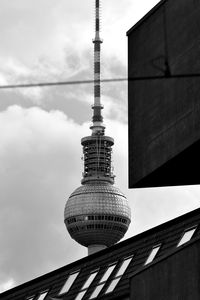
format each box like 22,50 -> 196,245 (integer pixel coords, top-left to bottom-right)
0,0 -> 161,121
0,0 -> 161,109
0,50 -> 128,125
0,0 -> 161,69
0,105 -> 87,289
0,279 -> 15,293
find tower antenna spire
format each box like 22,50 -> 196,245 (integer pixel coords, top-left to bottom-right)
91,0 -> 104,135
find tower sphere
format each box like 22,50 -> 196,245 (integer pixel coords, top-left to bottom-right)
64,181 -> 131,247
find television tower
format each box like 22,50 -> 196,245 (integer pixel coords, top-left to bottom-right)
64,0 -> 131,255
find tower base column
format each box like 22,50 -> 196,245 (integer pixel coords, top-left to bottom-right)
88,244 -> 107,256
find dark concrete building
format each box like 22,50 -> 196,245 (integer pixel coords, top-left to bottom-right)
128,0 -> 200,188
1,208 -> 200,300
131,236 -> 200,299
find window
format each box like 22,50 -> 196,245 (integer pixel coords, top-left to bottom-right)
105,277 -> 121,294
82,270 -> 99,289
70,215 -> 127,225
75,270 -> 99,300
177,227 -> 197,247
37,291 -> 48,300
59,270 -> 79,295
75,290 -> 87,300
105,256 -> 133,294
144,245 -> 161,265
89,263 -> 117,299
99,264 -> 116,283
115,256 -> 133,277
89,283 -> 104,299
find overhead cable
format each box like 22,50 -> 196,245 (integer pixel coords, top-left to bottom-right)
1,73 -> 200,90
0,78 -> 127,90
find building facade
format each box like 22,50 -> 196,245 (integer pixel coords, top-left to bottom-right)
128,0 -> 200,188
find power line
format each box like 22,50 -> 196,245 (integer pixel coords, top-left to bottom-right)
1,73 -> 200,90
0,78 -> 127,90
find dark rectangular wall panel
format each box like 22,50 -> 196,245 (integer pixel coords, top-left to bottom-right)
128,0 -> 200,188
130,240 -> 200,300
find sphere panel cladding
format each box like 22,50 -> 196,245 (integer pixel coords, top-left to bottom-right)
64,182 -> 131,247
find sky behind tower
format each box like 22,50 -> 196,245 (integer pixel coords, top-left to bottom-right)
0,0 -> 200,293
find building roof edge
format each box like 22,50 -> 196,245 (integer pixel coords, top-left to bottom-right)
1,206 -> 200,297
126,0 -> 167,36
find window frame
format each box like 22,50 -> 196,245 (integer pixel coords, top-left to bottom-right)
104,277 -> 121,294
59,270 -> 80,295
99,263 -> 117,283
104,255 -> 133,295
89,262 -> 117,299
36,290 -> 49,300
144,244 -> 161,265
75,269 -> 99,300
114,255 -> 133,278
177,225 -> 197,247
75,289 -> 87,300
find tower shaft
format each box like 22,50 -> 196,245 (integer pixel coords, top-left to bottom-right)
82,0 -> 115,184
92,0 -> 104,134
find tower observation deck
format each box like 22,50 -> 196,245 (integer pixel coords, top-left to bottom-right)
64,0 -> 131,255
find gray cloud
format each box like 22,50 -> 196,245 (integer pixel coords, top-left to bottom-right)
0,106 -> 86,289
0,0 -> 133,126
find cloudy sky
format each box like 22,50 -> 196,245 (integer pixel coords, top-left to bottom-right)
0,0 -> 200,293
